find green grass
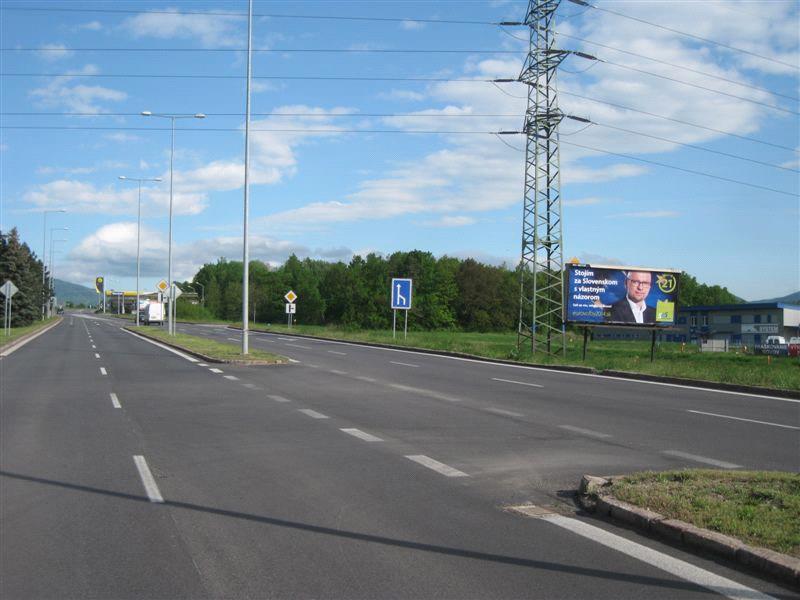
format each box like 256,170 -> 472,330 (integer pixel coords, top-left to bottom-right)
128,326 -> 286,363
611,470 -> 800,557
0,317 -> 60,348
243,323 -> 800,391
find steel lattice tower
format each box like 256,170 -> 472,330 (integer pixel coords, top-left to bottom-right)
517,0 -> 569,356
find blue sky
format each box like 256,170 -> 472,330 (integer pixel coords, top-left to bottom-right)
1,0 -> 798,301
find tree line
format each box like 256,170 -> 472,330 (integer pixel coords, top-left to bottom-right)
0,228 -> 50,327
182,252 -> 742,331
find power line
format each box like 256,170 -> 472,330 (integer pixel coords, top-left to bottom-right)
558,139 -> 796,197
4,47 -> 520,54
556,32 -> 799,103
566,0 -> 799,72
0,5 -> 499,26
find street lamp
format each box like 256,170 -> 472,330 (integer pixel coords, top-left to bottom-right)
141,110 -> 206,335
41,209 -> 66,319
49,238 -> 67,316
119,175 -> 163,327
193,281 -> 205,305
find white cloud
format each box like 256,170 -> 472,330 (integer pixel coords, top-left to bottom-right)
36,44 -> 74,61
29,65 -> 127,114
421,215 -> 477,228
122,7 -> 243,47
400,20 -> 426,31
77,21 -> 103,31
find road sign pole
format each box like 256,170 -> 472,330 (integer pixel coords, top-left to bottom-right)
393,309 -> 397,339
7,297 -> 12,335
404,310 -> 408,340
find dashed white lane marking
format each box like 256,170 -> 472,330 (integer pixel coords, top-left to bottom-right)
299,409 -> 329,419
91,345 -> 96,349
663,450 -> 741,469
268,395 -> 291,403
227,337 -> 239,342
100,367 -> 108,376
485,407 -> 524,418
110,393 -> 121,408
530,512 -> 777,600
288,358 -> 301,364
390,361 -> 419,368
559,425 -> 611,439
328,350 -> 347,356
224,375 -> 239,381
491,377 -> 543,389
278,337 -> 293,341
687,409 -> 800,431
355,375 -> 378,383
329,369 -> 348,375
340,428 -> 383,442
197,363 -> 209,367
287,344 -> 313,350
388,383 -> 461,403
94,353 -> 100,359
405,455 -> 468,477
209,368 -> 224,374
242,383 -> 258,389
133,456 -> 164,503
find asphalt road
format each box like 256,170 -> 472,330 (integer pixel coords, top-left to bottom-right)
1,314 -> 797,599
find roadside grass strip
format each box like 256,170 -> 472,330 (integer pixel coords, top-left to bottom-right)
125,327 -> 285,364
611,470 -> 800,558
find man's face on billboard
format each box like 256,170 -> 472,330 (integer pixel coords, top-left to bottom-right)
626,271 -> 652,303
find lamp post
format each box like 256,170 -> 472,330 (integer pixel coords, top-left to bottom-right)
41,209 -> 66,319
193,282 -> 205,305
119,175 -> 162,326
141,111 -> 205,335
49,238 -> 67,316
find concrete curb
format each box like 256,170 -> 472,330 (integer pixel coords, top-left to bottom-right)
123,327 -> 287,366
578,475 -> 800,589
229,326 -> 798,398
0,317 -> 63,357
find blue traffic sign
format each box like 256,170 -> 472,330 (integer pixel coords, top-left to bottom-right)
391,278 -> 412,310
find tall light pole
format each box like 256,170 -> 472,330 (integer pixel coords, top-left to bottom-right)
49,238 -> 67,316
119,175 -> 162,327
193,281 -> 205,304
141,110 -> 205,335
41,209 -> 66,319
241,0 -> 253,355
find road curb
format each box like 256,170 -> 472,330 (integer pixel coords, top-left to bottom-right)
123,327 -> 287,365
578,474 -> 800,589
230,326 -> 798,398
0,317 -> 62,357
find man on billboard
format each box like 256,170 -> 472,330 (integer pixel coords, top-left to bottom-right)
608,271 -> 656,324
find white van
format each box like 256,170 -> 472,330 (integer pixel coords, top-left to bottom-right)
139,302 -> 165,325
765,335 -> 786,345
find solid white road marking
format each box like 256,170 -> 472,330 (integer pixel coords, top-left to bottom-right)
227,337 -> 239,341
94,353 -> 100,359
299,409 -> 329,419
687,410 -> 800,431
100,367 -> 107,376
340,428 -> 383,442
491,377 -> 543,389
328,350 -> 347,356
390,361 -> 419,368
288,358 -> 301,364
133,456 -> 164,503
485,407 -> 524,418
287,344 -> 313,350
559,425 -> 611,439
278,337 -> 293,341
120,328 -> 199,363
663,450 -> 741,469
209,368 -> 224,374
329,369 -> 348,375
268,395 -> 291,403
405,455 -> 468,477
223,375 -> 239,381
110,393 -> 121,408
388,383 -> 461,402
537,513 -> 776,600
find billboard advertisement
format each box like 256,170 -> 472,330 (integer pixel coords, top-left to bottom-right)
566,264 -> 680,326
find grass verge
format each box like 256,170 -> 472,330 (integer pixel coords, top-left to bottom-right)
0,317 -> 60,349
127,326 -> 286,364
611,470 -> 800,557
244,324 -> 800,391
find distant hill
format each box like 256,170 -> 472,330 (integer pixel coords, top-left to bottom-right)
54,279 -> 99,306
752,291 -> 800,304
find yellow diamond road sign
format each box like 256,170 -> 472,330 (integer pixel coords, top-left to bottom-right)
157,279 -> 169,293
284,290 -> 297,303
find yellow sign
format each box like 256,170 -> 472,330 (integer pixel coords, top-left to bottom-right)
656,273 -> 677,294
656,300 -> 675,322
284,290 -> 297,303
156,279 -> 169,293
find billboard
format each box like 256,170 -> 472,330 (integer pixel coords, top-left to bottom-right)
566,264 -> 680,327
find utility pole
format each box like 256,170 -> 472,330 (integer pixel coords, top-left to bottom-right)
241,0 -> 253,355
516,0 -> 569,357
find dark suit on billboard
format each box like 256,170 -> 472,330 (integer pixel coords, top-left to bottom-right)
608,298 -> 655,324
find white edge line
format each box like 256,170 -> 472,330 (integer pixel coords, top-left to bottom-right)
110,393 -> 121,408
559,424 -> 612,439
484,407 -> 524,418
120,327 -> 199,363
687,410 -> 800,431
662,450 -> 741,470
133,455 -> 164,503
223,375 -> 239,380
243,330 -> 797,403
0,318 -> 62,357
542,514 -> 777,600
390,361 -> 419,367
491,377 -> 543,388
405,455 -> 468,477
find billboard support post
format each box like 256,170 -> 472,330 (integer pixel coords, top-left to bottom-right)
650,330 -> 657,363
582,327 -> 589,361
